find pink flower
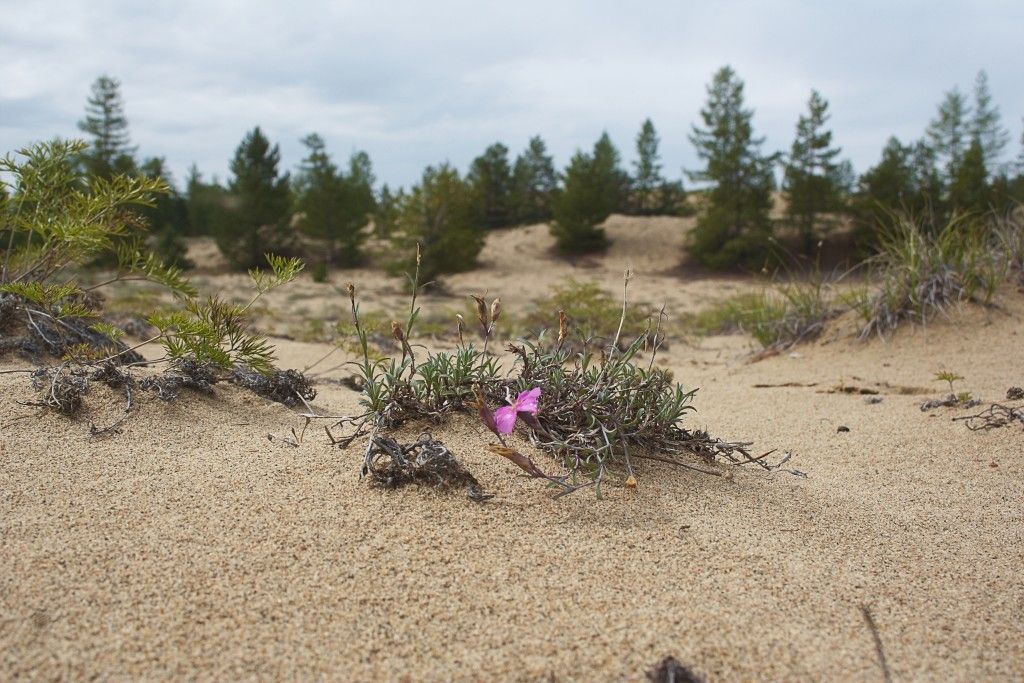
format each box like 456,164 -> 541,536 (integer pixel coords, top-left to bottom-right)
494,387 -> 541,434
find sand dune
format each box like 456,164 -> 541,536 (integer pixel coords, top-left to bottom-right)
2,218 -> 1022,680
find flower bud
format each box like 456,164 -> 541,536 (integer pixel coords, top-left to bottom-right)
489,298 -> 502,324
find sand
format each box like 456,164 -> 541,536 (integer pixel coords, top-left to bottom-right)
2,217 -> 1023,680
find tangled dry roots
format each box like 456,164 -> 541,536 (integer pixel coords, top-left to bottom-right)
230,367 -> 316,407
362,434 -> 491,501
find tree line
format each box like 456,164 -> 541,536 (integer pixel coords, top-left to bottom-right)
68,68 -> 1024,278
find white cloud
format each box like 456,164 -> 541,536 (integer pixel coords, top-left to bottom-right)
2,0 -> 1022,189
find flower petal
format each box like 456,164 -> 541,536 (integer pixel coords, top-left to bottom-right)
515,387 -> 542,415
494,406 -> 518,434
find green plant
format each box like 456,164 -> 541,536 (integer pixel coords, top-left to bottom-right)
316,265 -> 764,497
855,212 -> 1005,338
523,280 -> 651,346
684,272 -> 837,351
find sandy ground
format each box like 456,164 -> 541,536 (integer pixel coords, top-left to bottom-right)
2,218 -> 1023,680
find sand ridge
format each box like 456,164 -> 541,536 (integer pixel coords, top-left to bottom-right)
2,219 -> 1023,680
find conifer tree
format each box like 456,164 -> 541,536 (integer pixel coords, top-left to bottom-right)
969,70 -> 1010,172
389,164 -> 483,281
948,140 -> 991,214
218,127 -> 292,268
550,132 -> 625,254
926,87 -> 970,185
137,157 -> 190,267
509,136 -> 558,224
783,90 -> 849,252
632,119 -> 666,215
592,132 -> 630,213
467,143 -> 513,229
687,66 -> 776,269
77,75 -> 137,178
294,134 -> 373,266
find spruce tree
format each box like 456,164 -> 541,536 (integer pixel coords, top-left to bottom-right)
509,136 -> 558,224
294,134 -> 373,267
137,157 -> 190,267
77,75 -> 137,178
184,165 -> 228,237
219,127 -> 292,268
948,140 -> 990,214
592,132 -> 630,213
632,118 -> 666,215
969,70 -> 1010,172
926,87 -> 970,185
783,90 -> 849,252
550,132 -> 625,254
687,66 -> 776,269
389,164 -> 483,282
467,143 -> 513,229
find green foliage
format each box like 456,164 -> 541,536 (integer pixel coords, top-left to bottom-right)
926,86 -> 970,185
294,134 -> 375,266
337,270 -> 755,497
468,142 -> 513,229
184,165 -> 229,237
783,90 -> 851,252
550,132 -> 626,254
948,140 -> 991,214
855,137 -> 942,246
523,280 -> 650,343
77,75 -> 137,178
853,213 -> 1005,338
218,127 -> 293,269
0,139 -> 188,294
969,70 -> 1010,171
631,118 -> 664,215
149,254 -> 302,374
509,135 -> 558,224
687,66 -> 777,270
387,164 -> 484,282
684,277 -> 836,350
373,184 -> 404,237
137,157 -> 191,268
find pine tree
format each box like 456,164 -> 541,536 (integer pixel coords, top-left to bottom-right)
856,137 -> 943,245
184,165 -> 228,237
137,157 -> 190,268
969,70 -> 1010,172
294,134 -> 373,267
77,75 -> 137,178
926,87 -> 970,185
389,164 -> 483,282
219,127 -> 293,268
687,66 -> 776,269
550,132 -> 626,254
948,140 -> 990,214
592,132 -> 630,213
632,119 -> 666,215
467,143 -> 513,229
509,135 -> 558,224
783,90 -> 849,252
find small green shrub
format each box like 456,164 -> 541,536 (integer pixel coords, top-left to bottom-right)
684,276 -> 837,350
319,267 -> 761,497
854,213 -> 1005,338
523,280 -> 651,346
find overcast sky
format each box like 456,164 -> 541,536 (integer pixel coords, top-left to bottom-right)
2,1 -> 1022,191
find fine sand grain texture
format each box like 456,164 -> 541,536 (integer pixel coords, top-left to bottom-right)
2,219 -> 1023,681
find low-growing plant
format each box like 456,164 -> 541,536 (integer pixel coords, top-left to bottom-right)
523,279 -> 652,347
853,213 -> 1006,339
684,274 -> 837,351
310,261 -> 774,497
1,139 -> 310,430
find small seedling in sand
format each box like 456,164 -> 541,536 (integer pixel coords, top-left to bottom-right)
920,370 -> 980,411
